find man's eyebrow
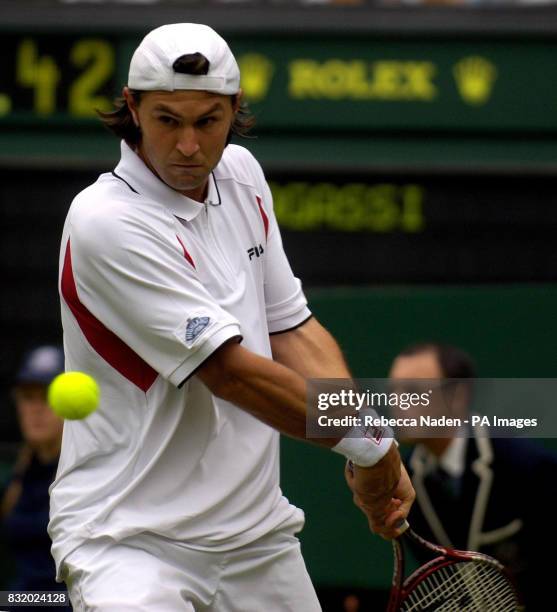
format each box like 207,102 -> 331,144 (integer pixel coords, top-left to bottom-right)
152,102 -> 225,118
198,103 -> 225,117
153,104 -> 182,117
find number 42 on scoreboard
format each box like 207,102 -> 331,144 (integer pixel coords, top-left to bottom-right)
0,36 -> 116,119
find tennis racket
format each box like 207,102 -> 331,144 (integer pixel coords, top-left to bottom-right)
387,521 -> 522,611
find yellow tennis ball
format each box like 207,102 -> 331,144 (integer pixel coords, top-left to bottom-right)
47,372 -> 100,420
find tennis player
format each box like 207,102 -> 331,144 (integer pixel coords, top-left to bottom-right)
49,23 -> 414,611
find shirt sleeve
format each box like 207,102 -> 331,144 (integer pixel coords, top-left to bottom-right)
258,179 -> 312,334
63,202 -> 241,387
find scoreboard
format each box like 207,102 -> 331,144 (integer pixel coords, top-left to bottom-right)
271,172 -> 557,284
0,36 -> 120,121
2,31 -> 557,136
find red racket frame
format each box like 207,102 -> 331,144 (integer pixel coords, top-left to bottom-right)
387,526 -> 522,611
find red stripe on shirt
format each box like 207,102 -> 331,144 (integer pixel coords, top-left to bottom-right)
256,196 -> 269,242
61,239 -> 158,392
176,235 -> 196,268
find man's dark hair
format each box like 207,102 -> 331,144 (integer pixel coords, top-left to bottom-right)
398,343 -> 476,380
397,342 -> 476,411
97,53 -> 255,147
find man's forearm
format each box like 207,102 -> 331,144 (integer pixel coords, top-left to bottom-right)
199,340 -> 334,443
270,317 -> 352,378
198,341 -> 396,470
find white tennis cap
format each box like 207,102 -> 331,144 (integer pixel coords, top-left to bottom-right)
128,23 -> 240,94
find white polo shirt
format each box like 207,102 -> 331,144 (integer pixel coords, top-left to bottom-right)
49,141 -> 311,579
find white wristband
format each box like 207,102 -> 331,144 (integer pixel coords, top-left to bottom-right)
331,410 -> 395,467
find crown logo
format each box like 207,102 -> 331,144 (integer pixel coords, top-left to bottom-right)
453,56 -> 497,106
238,53 -> 275,103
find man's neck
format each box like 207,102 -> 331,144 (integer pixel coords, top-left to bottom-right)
422,437 -> 453,458
179,183 -> 208,203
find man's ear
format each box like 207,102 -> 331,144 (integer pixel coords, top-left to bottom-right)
123,87 -> 140,127
232,89 -> 243,113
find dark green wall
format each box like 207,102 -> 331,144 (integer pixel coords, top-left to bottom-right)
280,284 -> 557,588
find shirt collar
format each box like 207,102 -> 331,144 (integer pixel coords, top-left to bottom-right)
114,141 -> 218,222
421,435 -> 467,479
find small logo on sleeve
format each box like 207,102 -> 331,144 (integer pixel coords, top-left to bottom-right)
186,317 -> 210,343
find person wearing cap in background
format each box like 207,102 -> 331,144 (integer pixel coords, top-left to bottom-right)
50,23 -> 414,611
0,346 -> 65,597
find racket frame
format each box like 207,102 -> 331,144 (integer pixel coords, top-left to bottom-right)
387,527 -> 522,611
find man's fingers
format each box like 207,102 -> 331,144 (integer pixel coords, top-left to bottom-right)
346,452 -> 416,540
357,495 -> 408,538
385,508 -> 405,529
368,508 -> 407,540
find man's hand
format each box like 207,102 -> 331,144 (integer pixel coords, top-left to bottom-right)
345,443 -> 415,539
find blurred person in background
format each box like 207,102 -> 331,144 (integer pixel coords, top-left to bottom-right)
389,342 -> 557,610
0,345 -> 65,595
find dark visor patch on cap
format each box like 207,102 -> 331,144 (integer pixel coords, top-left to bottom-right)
172,53 -> 210,75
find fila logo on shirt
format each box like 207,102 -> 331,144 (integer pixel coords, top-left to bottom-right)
247,244 -> 264,260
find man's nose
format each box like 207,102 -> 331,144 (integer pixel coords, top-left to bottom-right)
20,398 -> 48,412
176,127 -> 200,157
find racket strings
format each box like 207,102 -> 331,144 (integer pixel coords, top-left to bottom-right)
401,561 -> 518,611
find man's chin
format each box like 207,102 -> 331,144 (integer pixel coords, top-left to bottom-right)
165,177 -> 207,195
